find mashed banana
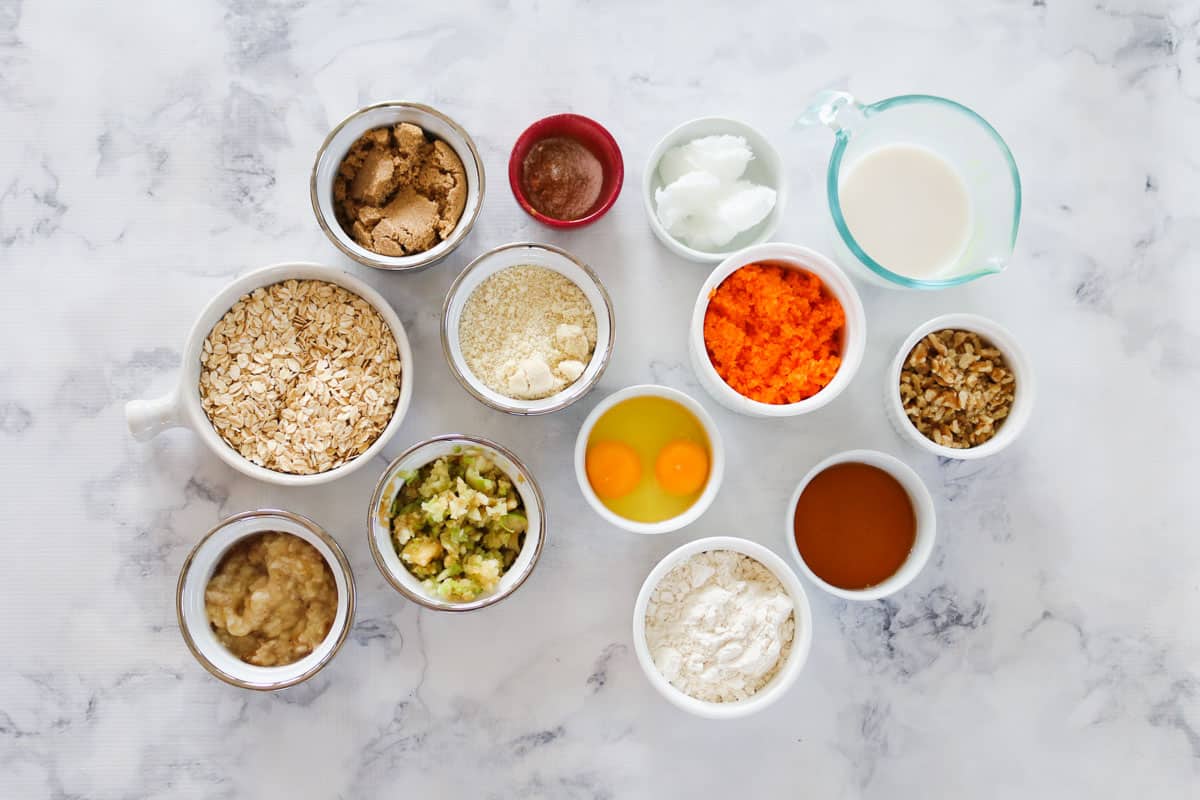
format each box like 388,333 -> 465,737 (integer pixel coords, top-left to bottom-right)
205,532 -> 338,667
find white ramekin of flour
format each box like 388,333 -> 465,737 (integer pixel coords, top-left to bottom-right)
632,536 -> 813,719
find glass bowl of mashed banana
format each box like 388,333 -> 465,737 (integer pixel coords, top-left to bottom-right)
368,434 -> 546,611
176,509 -> 356,690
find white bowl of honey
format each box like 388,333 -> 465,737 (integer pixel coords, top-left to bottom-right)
785,449 -> 936,601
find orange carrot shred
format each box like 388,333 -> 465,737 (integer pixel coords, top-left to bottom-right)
702,263 -> 844,404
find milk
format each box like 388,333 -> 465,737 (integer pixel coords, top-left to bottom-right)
838,144 -> 972,280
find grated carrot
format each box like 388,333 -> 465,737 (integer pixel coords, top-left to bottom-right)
703,263 -> 844,404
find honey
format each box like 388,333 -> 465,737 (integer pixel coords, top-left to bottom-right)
792,462 -> 915,590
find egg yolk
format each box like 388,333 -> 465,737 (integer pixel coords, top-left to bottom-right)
586,440 -> 642,499
655,439 -> 709,496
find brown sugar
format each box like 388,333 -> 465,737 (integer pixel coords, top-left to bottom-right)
334,123 -> 467,257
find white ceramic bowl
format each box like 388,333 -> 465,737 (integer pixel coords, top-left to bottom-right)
573,384 -> 725,535
689,242 -> 867,417
310,101 -> 484,272
176,509 -> 355,690
785,449 -> 936,601
367,435 -> 546,612
632,536 -> 813,719
124,262 -> 414,486
886,313 -> 1034,459
441,242 -> 615,415
642,117 -> 786,263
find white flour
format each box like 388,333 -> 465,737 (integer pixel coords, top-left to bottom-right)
644,550 -> 795,703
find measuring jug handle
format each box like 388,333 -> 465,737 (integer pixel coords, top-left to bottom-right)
796,90 -> 864,133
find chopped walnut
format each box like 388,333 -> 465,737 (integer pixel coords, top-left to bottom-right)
898,329 -> 1016,449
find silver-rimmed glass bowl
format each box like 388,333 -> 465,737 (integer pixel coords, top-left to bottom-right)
310,101 -> 485,272
176,509 -> 356,691
368,435 -> 547,612
440,242 -> 615,415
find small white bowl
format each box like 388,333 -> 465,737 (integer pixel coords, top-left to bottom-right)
367,435 -> 546,612
573,384 -> 725,535
689,242 -> 866,417
886,313 -> 1034,459
176,509 -> 355,691
441,242 -> 615,415
124,262 -> 414,486
310,101 -> 484,272
642,117 -> 786,263
632,536 -> 813,719
785,449 -> 936,601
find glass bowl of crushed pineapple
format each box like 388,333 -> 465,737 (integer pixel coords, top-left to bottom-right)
368,435 -> 546,611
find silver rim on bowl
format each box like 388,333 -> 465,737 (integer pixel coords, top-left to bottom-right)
367,434 -> 547,611
309,101 -> 485,272
176,508 -> 356,691
440,242 -> 616,415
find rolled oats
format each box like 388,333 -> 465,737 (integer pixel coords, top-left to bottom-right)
199,279 -> 402,474
898,329 -> 1015,449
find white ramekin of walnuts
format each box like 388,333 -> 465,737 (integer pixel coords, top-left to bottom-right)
886,313 -> 1034,460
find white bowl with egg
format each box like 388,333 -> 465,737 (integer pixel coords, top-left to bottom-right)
886,313 -> 1035,459
310,101 -> 485,272
124,262 -> 414,486
573,384 -> 726,535
441,242 -> 614,415
632,536 -> 813,719
689,242 -> 866,417
176,509 -> 355,691
367,434 -> 546,612
643,117 -> 786,263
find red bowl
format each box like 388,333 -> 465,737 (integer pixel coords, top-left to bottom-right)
508,114 -> 624,228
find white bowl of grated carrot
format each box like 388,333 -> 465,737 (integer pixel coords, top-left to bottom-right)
688,242 -> 866,418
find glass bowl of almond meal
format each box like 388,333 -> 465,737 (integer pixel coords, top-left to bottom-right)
440,241 -> 615,415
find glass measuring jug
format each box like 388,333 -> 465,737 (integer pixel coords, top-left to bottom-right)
799,91 -> 1021,290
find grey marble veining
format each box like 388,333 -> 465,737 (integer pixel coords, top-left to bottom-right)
1,0 -> 1197,797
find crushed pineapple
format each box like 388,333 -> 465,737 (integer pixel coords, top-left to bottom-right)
386,448 -> 527,601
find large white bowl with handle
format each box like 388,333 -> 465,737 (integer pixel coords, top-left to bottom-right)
124,262 -> 414,486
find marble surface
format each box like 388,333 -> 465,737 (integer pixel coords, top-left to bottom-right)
2,0 -> 1197,797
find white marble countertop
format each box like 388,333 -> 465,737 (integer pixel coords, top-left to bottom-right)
2,1 -> 1197,797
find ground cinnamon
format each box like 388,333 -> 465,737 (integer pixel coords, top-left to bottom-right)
520,136 -> 603,220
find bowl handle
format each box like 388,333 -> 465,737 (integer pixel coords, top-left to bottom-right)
125,391 -> 184,441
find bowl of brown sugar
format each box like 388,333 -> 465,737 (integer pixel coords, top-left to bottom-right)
786,449 -> 936,601
311,102 -> 485,272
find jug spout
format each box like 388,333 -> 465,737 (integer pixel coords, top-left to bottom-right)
796,90 -> 865,134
